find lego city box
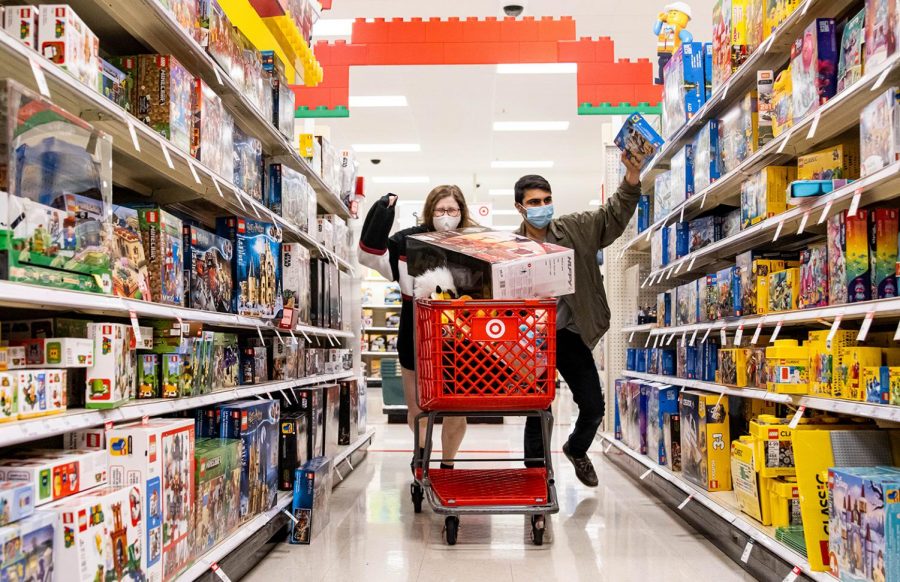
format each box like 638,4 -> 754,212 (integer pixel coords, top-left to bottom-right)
106,419 -> 195,582
41,484 -> 157,582
289,457 -> 333,545
0,481 -> 34,527
0,512 -> 55,580
216,217 -> 283,319
193,438 -> 241,555
0,449 -> 107,507
679,390 -> 731,492
406,227 -> 575,300
183,225 -> 234,313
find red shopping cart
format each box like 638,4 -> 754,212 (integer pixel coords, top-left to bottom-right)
410,298 -> 559,546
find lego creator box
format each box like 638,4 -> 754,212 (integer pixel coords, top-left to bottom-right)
4,6 -> 38,48
860,87 -> 900,177
0,481 -> 34,526
670,144 -> 694,204
43,484 -> 157,582
797,142 -> 861,180
807,330 -> 857,397
866,0 -> 899,69
614,113 -> 664,170
740,166 -> 793,229
846,209 -> 872,302
193,438 -> 241,555
85,323 -> 135,409
216,217 -> 283,319
106,419 -> 195,582
790,19 -> 838,121
15,369 -> 66,419
799,243 -> 829,309
282,243 -> 311,325
191,79 -> 234,180
279,411 -> 308,491
183,225 -> 234,313
296,389 -> 325,460
406,228 -> 575,300
136,55 -> 193,154
646,385 -> 680,466
217,400 -> 280,519
0,513 -> 55,580
719,92 -> 758,174
679,390 -> 731,492
339,379 -> 359,446
662,42 -> 706,138
0,449 -> 107,506
289,457 -> 333,545
829,468 -> 900,582
136,208 -> 184,306
693,120 -> 721,193
869,208 -> 899,299
712,0 -> 750,88
110,205 -> 152,300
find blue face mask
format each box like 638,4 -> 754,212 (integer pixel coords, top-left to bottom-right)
523,204 -> 554,229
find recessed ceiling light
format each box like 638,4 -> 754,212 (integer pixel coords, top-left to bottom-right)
313,19 -> 353,37
352,144 -> 421,153
371,176 -> 430,184
491,161 -> 554,169
496,63 -> 577,74
493,121 -> 570,132
489,189 -> 514,196
349,95 -> 409,107
492,210 -> 520,216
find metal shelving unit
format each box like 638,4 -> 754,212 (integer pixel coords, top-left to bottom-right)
363,327 -> 400,333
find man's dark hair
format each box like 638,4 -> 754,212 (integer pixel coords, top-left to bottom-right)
514,175 -> 552,205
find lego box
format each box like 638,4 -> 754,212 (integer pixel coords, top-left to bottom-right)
790,18 -> 838,121
216,217 -> 283,319
679,390 -> 731,492
768,268 -> 800,313
110,205 -> 152,301
718,91 -> 758,174
296,389 -> 325,460
869,208 -> 899,299
846,209 -> 871,302
712,0 -> 750,88
282,243 -> 311,326
183,225 -> 234,313
0,513 -> 55,580
4,7 -> 38,49
797,143 -> 861,181
193,438 -> 241,555
0,481 -> 34,527
15,369 -> 66,419
838,8 -> 865,93
136,55 -> 193,154
191,79 -> 234,180
289,457 -> 333,545
614,113 -> 664,169
799,243 -> 829,309
662,42 -> 706,138
860,88 -> 900,177
339,379 -> 359,446
0,449 -> 107,506
646,384 -> 679,466
85,323 -> 135,409
693,120 -> 721,193
279,411 -> 309,491
137,208 -> 184,307
740,166 -> 794,229
865,0 -> 898,69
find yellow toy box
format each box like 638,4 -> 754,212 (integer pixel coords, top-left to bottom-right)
797,142 -> 861,180
754,259 -> 784,315
740,166 -> 794,229
767,476 -> 802,527
680,390 -> 731,492
731,436 -> 772,524
835,346 -> 882,400
806,330 -> 858,397
768,267 -> 800,313
766,339 -> 809,394
765,0 -> 801,37
861,366 -> 900,404
771,67 -> 793,137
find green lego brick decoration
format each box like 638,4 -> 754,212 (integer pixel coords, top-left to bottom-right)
578,102 -> 662,116
294,105 -> 350,118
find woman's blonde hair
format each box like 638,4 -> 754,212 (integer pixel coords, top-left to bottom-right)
421,185 -> 476,231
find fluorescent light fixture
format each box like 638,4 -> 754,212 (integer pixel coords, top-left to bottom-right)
492,210 -> 520,216
352,143 -> 421,153
489,189 -> 514,196
371,176 -> 430,184
313,19 -> 353,37
348,95 -> 409,107
493,121 -> 570,132
497,63 -> 577,74
589,200 -> 601,206
491,160 -> 554,169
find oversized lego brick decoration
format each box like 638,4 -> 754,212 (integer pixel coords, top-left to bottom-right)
291,16 -> 661,116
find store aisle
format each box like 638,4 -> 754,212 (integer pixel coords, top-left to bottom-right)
245,390 -> 753,582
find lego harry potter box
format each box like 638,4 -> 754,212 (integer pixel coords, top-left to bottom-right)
216,217 -> 283,319
183,225 -> 234,313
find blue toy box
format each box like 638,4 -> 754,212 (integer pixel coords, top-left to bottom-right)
216,217 -> 284,319
693,120 -> 721,193
183,225 -> 234,313
662,42 -> 706,138
717,266 -> 742,318
615,113 -> 665,169
626,349 -> 637,371
670,144 -> 695,204
703,42 -> 713,101
289,456 -> 333,544
637,195 -> 651,233
614,379 -> 624,440
674,222 -> 690,259
647,384 -> 680,465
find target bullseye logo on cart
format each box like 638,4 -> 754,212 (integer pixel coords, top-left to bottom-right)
486,319 -> 506,339
472,317 -> 517,341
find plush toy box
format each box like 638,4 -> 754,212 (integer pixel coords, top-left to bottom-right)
289,456 -> 333,545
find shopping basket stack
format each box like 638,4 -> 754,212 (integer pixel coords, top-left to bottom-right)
411,298 -> 559,545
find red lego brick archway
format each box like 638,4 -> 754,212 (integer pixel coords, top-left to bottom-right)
292,16 -> 662,117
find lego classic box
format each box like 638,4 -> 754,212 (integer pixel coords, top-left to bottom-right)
406,228 -> 574,299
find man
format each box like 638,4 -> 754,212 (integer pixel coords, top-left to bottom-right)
515,152 -> 643,486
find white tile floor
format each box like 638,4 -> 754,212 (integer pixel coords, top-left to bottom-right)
244,389 -> 755,582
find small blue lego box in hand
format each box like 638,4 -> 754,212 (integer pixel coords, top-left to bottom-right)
615,113 -> 665,169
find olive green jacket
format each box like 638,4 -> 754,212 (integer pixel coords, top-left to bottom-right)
517,179 -> 642,349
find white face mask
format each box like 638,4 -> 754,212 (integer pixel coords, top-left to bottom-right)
434,214 -> 461,232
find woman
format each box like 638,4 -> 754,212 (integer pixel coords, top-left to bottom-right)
359,185 -> 475,468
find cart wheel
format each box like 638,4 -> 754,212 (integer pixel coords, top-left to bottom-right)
445,516 -> 459,545
531,515 -> 545,546
410,482 -> 424,514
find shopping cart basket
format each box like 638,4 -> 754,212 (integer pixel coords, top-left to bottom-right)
410,298 -> 559,546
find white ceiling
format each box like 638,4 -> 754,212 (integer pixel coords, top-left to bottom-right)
312,0 -> 716,226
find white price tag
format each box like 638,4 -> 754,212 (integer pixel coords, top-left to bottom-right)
858,311 -> 876,342
763,33 -> 775,53
646,227 -> 654,242
274,329 -> 285,345
788,406 -> 806,429
645,335 -> 653,348
640,468 -> 653,480
701,327 -> 712,343
629,331 -> 636,342
741,541 -> 754,563
734,325 -> 744,346
689,329 -> 698,346
773,220 -> 784,242
161,142 -> 175,170
128,122 -> 141,152
797,212 -> 809,235
679,205 -> 685,223
688,255 -> 697,271
721,78 -> 731,100
751,322 -> 763,345
28,57 -> 50,98
282,509 -> 299,524
873,67 -> 891,92
827,315 -> 843,345
848,189 -> 862,217
777,132 -> 790,154
782,566 -> 801,582
894,319 -> 900,342
641,275 -> 651,288
675,260 -> 685,275
188,161 -> 201,184
818,199 -> 833,224
653,335 -> 660,348
256,325 -> 265,343
801,0 -> 811,14
770,321 -> 783,343
213,66 -> 224,85
701,191 -> 708,208
682,330 -> 687,346
677,494 -> 693,510
211,563 -> 233,582
720,327 -> 728,346
129,310 -> 142,344
666,333 -> 675,345
289,329 -> 299,345
141,415 -> 149,426
806,111 -> 821,140
604,442 -> 613,453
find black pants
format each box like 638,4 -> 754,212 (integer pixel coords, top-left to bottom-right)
524,328 -> 605,464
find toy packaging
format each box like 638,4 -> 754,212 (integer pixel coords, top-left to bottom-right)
861,366 -> 900,403
193,438 -> 241,555
261,51 -> 296,140
279,411 -> 309,491
289,457 -> 333,545
746,0 -> 765,53
766,340 -> 809,393
322,384 -> 341,459
0,373 -> 17,422
0,481 -> 34,527
614,113 -> 665,169
4,6 -> 38,48
869,208 -> 899,298
106,56 -> 138,115
799,243 -> 829,309
767,476 -> 802,528
100,58 -> 129,110
654,171 -> 673,222
43,484 -> 156,582
233,125 -> 263,202
212,333 -> 240,389
646,385 -> 680,466
679,390 -> 731,491
282,243 -> 312,326
688,216 -> 720,253
86,323 -> 135,409
797,142 -> 861,180
63,428 -> 106,451
718,348 -> 741,386
637,195 -> 651,233
790,19 -> 838,121
828,212 -> 849,305
136,208 -> 184,306
107,419 -> 195,582
137,353 -> 160,399
676,280 -> 698,326
136,55 -> 193,154
836,346 -> 882,400
670,144 -> 695,204
837,9 -> 866,93
339,379 -> 360,446
772,67 -> 794,137
183,225 -> 234,313
860,87 -> 900,176
38,5 -> 99,89
216,217 -> 283,319
731,436 -> 771,525
717,266 -> 741,318
14,337 -> 93,368
712,0 -> 750,89
268,163 -> 311,233
241,347 -> 267,385
0,513 -> 55,580
846,209 -> 872,302
296,389 -> 325,460
110,205 -> 152,301
807,329 -> 857,397
740,166 -> 794,229
15,369 -> 66,418
719,92 -> 759,174
216,400 -> 280,519
191,79 -> 234,180
662,42 -> 706,138
704,42 -> 714,99
620,382 -> 648,454
865,0 -> 898,69
737,251 -> 757,315
693,120 -> 721,193
160,354 -> 183,399
663,412 -> 681,471
0,449 -> 107,506
757,70 -> 775,147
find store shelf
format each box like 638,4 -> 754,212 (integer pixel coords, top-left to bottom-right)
363,327 -> 400,333
640,0 -> 858,180
621,323 -> 657,334
362,305 -> 402,310
621,371 -> 900,423
0,372 -> 355,449
599,433 -> 834,582
362,351 -> 399,357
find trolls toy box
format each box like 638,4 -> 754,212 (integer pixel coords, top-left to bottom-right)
614,113 -> 664,169
193,438 -> 241,555
406,227 -> 575,299
110,205 -> 152,301
136,207 -> 184,306
0,449 -> 107,507
107,419 -> 194,582
0,512 -> 55,580
215,400 -> 280,519
662,42 -> 706,138
860,87 -> 900,177
679,390 -> 731,491
216,217 -> 283,319
43,484 -> 156,582
790,18 -> 838,121
646,384 -> 680,466
289,456 -> 333,545
183,225 -> 234,313
85,323 -> 136,409
0,481 -> 34,526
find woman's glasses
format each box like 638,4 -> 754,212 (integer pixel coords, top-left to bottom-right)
433,208 -> 461,217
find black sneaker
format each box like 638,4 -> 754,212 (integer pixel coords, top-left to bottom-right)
562,442 -> 598,487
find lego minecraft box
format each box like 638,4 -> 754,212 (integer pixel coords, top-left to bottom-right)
216,217 -> 283,319
183,225 -> 234,313
193,438 -> 241,555
136,208 -> 184,307
110,205 -> 152,301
